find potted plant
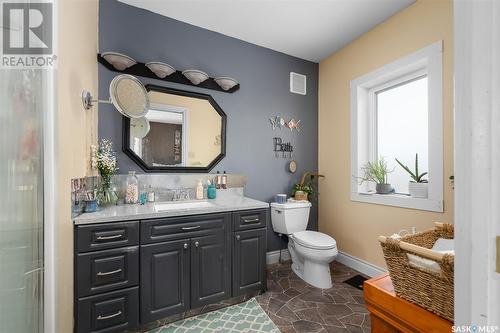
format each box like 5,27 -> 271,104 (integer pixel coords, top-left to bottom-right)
395,154 -> 428,198
291,172 -> 325,201
359,157 -> 394,194
91,139 -> 119,206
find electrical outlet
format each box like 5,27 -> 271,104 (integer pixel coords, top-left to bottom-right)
496,236 -> 500,273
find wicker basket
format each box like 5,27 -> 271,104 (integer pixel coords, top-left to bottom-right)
379,222 -> 454,321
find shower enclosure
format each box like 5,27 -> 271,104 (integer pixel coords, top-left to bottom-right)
0,69 -> 47,331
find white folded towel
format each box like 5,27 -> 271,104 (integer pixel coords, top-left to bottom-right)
406,238 -> 454,273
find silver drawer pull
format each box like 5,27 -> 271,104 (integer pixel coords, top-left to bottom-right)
96,234 -> 123,241
181,226 -> 201,231
97,269 -> 122,276
242,218 -> 259,224
97,310 -> 122,321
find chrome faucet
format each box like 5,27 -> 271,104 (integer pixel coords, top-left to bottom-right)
172,189 -> 190,201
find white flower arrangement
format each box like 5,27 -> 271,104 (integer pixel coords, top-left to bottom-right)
91,139 -> 119,205
91,139 -> 118,178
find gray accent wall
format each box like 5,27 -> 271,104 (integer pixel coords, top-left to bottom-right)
98,0 -> 319,251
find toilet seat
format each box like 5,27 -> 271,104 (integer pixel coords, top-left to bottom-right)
292,231 -> 336,250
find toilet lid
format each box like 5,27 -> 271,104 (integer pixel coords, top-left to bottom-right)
293,231 -> 336,250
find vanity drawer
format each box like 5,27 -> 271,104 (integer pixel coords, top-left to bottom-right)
233,209 -> 267,231
76,246 -> 139,298
76,287 -> 139,333
141,213 -> 231,244
76,221 -> 139,253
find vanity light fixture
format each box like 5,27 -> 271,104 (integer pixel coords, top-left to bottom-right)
101,52 -> 137,71
214,77 -> 239,91
145,62 -> 176,79
182,69 -> 209,85
82,74 -> 150,119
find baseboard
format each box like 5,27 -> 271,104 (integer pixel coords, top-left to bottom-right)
266,249 -> 291,265
336,250 -> 386,278
266,249 -> 386,277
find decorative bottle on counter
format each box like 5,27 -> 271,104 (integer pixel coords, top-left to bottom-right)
147,185 -> 155,202
125,171 -> 139,204
221,171 -> 227,189
215,171 -> 221,189
207,183 -> 217,199
195,180 -> 204,200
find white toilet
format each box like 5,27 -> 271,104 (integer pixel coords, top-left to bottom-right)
271,201 -> 337,289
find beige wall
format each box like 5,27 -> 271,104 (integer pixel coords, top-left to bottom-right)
57,0 -> 99,331
318,0 -> 454,268
148,91 -> 222,166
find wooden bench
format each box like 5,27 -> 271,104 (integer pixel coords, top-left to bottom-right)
364,273 -> 453,333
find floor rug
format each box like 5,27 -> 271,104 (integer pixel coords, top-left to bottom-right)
343,274 -> 368,291
148,298 -> 280,333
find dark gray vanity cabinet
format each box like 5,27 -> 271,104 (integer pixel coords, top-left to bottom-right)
232,210 -> 267,296
140,213 -> 231,322
190,230 -> 231,308
74,222 -> 140,333
140,239 -> 191,322
74,208 -> 267,333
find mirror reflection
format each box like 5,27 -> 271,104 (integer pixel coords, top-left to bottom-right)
125,87 -> 225,170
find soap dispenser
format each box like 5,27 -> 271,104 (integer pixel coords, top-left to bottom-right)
195,180 -> 204,200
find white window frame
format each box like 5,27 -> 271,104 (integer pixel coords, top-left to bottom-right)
350,41 -> 443,212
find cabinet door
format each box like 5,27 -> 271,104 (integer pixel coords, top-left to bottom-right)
140,239 -> 190,323
190,231 -> 230,308
232,228 -> 267,296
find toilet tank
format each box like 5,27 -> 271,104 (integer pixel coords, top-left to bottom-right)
270,201 -> 312,235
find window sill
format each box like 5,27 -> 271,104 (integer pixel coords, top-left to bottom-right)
351,192 -> 443,212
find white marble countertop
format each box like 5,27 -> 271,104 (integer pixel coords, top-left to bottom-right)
73,191 -> 269,225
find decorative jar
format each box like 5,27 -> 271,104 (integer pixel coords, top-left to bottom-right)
125,171 -> 139,204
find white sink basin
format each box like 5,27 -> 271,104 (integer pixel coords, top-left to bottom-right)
154,201 -> 215,212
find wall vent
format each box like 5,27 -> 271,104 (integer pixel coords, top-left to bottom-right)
290,72 -> 307,95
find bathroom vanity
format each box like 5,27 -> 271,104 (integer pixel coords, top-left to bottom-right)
73,196 -> 268,333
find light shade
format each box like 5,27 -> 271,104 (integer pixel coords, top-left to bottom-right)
101,52 -> 137,71
214,77 -> 238,91
182,69 -> 209,85
146,62 -> 176,79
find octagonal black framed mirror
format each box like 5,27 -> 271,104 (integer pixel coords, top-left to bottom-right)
123,85 -> 226,172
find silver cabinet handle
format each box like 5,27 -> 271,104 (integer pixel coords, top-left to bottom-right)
97,310 -> 122,321
195,241 -> 199,247
96,234 -> 122,241
183,243 -> 188,249
236,235 -> 240,241
181,226 -> 201,231
97,268 -> 122,276
242,218 -> 259,224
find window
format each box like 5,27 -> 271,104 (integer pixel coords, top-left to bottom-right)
350,41 -> 443,212
377,75 -> 428,194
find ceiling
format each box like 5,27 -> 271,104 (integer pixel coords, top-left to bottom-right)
118,0 -> 415,63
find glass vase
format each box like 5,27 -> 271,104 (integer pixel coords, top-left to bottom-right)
97,176 -> 118,206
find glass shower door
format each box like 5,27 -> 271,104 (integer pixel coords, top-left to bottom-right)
0,69 -> 45,332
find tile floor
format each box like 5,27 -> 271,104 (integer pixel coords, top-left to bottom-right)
256,261 -> 371,333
